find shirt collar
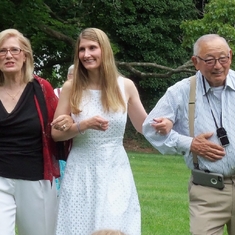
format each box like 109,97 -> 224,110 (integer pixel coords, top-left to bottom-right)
197,70 -> 235,95
225,69 -> 235,91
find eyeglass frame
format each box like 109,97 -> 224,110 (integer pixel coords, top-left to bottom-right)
195,54 -> 230,67
0,47 -> 23,56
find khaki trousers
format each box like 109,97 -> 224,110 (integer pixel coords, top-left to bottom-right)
188,176 -> 235,235
0,176 -> 58,235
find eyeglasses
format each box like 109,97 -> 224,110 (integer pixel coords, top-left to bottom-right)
0,47 -> 22,56
196,55 -> 230,66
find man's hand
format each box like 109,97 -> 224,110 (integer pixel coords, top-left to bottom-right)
191,132 -> 225,161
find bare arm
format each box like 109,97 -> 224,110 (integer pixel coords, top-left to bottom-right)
125,78 -> 147,133
51,80 -> 109,141
51,80 -> 79,141
125,78 -> 173,134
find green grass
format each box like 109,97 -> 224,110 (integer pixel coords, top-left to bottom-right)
15,152 -> 228,235
128,152 -> 228,235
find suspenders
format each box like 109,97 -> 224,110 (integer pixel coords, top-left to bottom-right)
188,75 -> 199,169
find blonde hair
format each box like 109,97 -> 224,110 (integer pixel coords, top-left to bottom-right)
71,28 -> 126,114
91,229 -> 127,235
0,29 -> 34,85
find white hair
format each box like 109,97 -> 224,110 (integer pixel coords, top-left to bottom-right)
193,34 -> 230,55
67,64 -> 74,75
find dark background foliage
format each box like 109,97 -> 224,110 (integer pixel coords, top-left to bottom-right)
1,0 -> 234,141
0,0 -> 201,110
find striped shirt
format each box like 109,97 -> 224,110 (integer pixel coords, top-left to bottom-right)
143,70 -> 235,176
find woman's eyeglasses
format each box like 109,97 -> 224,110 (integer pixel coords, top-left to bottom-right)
0,47 -> 22,56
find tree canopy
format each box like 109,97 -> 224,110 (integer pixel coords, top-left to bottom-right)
1,0 -> 234,109
0,1 -> 197,83
181,0 -> 235,59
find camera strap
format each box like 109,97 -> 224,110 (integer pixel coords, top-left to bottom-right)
188,75 -> 199,169
202,76 -> 222,128
189,76 -> 229,169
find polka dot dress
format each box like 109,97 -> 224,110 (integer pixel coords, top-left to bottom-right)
55,77 -> 141,235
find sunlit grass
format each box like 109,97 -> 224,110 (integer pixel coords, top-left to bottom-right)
128,152 -> 228,235
15,152 -> 228,235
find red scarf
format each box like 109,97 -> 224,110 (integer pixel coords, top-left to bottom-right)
33,75 -> 60,181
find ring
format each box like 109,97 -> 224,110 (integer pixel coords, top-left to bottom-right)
62,124 -> 66,129
158,130 -> 161,134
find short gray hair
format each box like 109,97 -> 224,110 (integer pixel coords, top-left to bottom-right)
193,34 -> 230,55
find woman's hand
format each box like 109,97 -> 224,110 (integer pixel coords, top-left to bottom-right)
149,117 -> 173,135
51,114 -> 74,131
80,116 -> 109,132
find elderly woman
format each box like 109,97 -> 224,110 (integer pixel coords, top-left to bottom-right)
0,28 -> 63,235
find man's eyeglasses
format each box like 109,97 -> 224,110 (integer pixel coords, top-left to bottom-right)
0,47 -> 22,56
196,55 -> 230,67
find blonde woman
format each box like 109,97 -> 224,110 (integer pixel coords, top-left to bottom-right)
0,29 -> 61,235
51,28 -> 172,235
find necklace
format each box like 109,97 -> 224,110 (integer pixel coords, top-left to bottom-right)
4,87 -> 23,100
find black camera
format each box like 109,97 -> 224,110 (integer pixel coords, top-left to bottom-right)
217,127 -> 229,147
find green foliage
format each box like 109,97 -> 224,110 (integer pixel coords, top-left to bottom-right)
84,0 -> 198,109
181,0 -> 235,55
88,0 -> 197,65
0,0 -> 80,87
0,0 -> 197,93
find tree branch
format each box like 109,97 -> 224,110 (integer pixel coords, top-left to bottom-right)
39,25 -> 76,46
116,60 -> 196,78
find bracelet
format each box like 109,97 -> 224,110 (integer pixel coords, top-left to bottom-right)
76,121 -> 85,135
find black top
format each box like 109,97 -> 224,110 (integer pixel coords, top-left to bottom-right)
0,82 -> 43,180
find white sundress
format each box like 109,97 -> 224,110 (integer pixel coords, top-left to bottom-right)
55,77 -> 141,235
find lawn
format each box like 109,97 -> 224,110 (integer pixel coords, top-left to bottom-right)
16,152 -> 228,235
128,152 -> 228,235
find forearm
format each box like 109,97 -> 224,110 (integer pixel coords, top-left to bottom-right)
51,122 -> 82,141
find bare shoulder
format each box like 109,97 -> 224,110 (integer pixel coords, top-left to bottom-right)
61,79 -> 73,92
123,77 -> 136,90
122,77 -> 138,101
63,79 -> 73,88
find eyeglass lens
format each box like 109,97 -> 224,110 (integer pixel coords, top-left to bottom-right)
0,47 -> 21,55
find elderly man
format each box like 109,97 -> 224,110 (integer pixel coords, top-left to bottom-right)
143,34 -> 235,235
